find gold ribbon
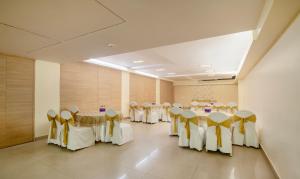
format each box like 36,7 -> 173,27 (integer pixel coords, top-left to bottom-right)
170,112 -> 180,133
143,106 -> 151,123
229,106 -> 238,113
60,116 -> 75,145
105,114 -> 121,137
207,118 -> 232,147
70,111 -> 78,121
179,115 -> 199,139
232,114 -> 256,134
130,106 -> 138,119
47,114 -> 60,139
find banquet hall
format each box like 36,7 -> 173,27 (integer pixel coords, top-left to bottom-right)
0,1 -> 299,179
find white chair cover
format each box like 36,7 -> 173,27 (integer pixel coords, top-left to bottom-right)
190,101 -> 199,111
95,112 -> 106,142
206,112 -> 232,156
173,102 -> 183,108
213,102 -> 225,112
169,107 -> 182,135
129,101 -> 144,122
233,110 -> 259,148
178,110 -> 205,150
142,103 -> 159,124
47,109 -> 62,146
69,105 -> 79,114
227,102 -> 238,113
104,109 -> 134,145
161,102 -> 171,122
60,111 -> 95,151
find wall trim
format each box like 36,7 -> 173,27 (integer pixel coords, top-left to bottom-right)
34,135 -> 48,141
261,144 -> 281,179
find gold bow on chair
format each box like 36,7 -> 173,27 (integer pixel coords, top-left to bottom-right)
60,116 -> 75,146
207,118 -> 232,147
105,114 -> 121,137
143,106 -> 151,123
229,106 -> 238,113
47,114 -> 60,139
169,112 -> 180,133
179,115 -> 199,139
232,115 -> 256,134
70,111 -> 79,121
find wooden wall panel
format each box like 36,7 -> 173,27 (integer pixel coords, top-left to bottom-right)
130,73 -> 156,104
0,55 -> 34,148
60,62 -> 122,112
98,66 -> 121,111
160,80 -> 174,103
60,62 -> 98,112
0,55 -> 5,146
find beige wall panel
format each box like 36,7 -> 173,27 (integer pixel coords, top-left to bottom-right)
2,55 -> 34,148
129,73 -> 156,104
160,80 -> 174,103
98,66 -> 121,111
174,84 -> 238,106
0,55 -> 5,145
60,62 -> 98,112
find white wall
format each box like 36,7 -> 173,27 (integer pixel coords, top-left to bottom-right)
35,60 -> 60,137
238,15 -> 300,179
156,79 -> 160,104
121,71 -> 130,117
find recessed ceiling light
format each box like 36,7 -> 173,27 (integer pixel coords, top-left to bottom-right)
156,68 -> 165,71
107,43 -> 116,47
167,72 -> 176,75
133,60 -> 144,64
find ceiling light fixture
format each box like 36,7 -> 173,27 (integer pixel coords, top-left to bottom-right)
156,68 -> 165,71
133,60 -> 144,64
134,70 -> 158,78
107,43 -> 116,47
85,59 -> 128,71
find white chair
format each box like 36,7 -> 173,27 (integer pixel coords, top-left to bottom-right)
142,103 -> 159,124
233,110 -> 259,148
60,111 -> 95,150
180,110 -> 205,151
129,101 -> 144,122
227,102 -> 238,114
104,109 -> 133,145
69,105 -> 79,121
206,112 -> 232,156
94,113 -> 106,142
161,102 -> 171,122
47,109 -> 62,146
190,101 -> 200,112
153,103 -> 162,121
169,107 -> 182,135
173,102 -> 183,108
213,102 -> 225,112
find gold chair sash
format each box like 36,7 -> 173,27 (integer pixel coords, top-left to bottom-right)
169,112 -> 180,133
232,114 -> 256,134
47,114 -> 60,139
207,118 -> 232,147
179,115 -> 199,139
70,111 -> 79,121
229,106 -> 238,113
60,116 -> 75,145
143,106 -> 151,123
105,114 -> 121,137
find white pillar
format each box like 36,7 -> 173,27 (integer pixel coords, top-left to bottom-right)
121,71 -> 130,117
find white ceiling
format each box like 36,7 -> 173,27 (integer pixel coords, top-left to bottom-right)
93,31 -> 253,80
0,0 -> 265,63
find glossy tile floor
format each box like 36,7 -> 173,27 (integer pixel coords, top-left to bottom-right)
0,122 -> 276,179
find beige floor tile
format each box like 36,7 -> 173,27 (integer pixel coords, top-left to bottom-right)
0,122 -> 276,179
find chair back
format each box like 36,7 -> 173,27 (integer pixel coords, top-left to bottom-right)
170,107 -> 182,115
130,101 -> 138,107
143,102 -> 151,107
61,111 -> 73,121
191,101 -> 199,107
227,102 -> 237,108
106,109 -> 118,117
208,112 -> 229,123
235,110 -> 254,118
69,106 -> 79,113
180,110 -> 196,119
213,102 -> 224,107
173,103 -> 183,108
47,109 -> 57,118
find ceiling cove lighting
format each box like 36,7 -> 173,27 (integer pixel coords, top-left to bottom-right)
133,60 -> 144,63
85,59 -> 128,71
167,72 -> 176,75
133,70 -> 158,78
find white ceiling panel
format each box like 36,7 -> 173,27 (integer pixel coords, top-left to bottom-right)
0,0 -> 124,41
